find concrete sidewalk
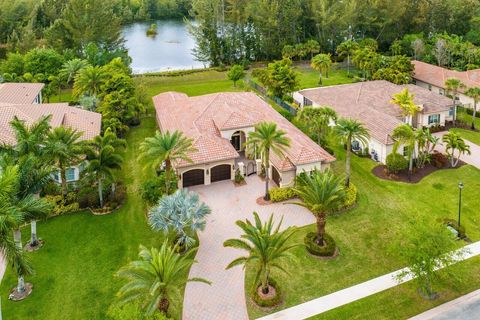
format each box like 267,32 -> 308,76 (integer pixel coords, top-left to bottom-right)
409,289 -> 480,320
434,132 -> 480,169
257,241 -> 480,320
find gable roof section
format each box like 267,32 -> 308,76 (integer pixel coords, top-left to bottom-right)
0,83 -> 44,104
154,91 -> 335,170
412,60 -> 480,91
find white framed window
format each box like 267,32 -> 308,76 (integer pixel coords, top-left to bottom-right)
53,172 -> 60,182
428,114 -> 440,125
449,107 -> 454,116
66,168 -> 76,182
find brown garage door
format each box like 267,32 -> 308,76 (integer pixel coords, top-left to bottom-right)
211,164 -> 231,183
183,169 -> 205,188
271,166 -> 281,186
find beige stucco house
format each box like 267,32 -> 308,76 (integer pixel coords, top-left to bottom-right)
154,91 -> 335,188
293,80 -> 453,163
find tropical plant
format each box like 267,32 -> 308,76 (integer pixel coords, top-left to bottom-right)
292,170 -> 345,248
445,78 -> 466,125
336,39 -> 359,75
227,64 -> 245,87
73,65 -> 107,97
415,128 -> 440,168
44,127 -> 86,196
390,88 -> 421,126
224,212 -> 298,295
386,152 -> 408,173
335,118 -> 370,187
465,87 -> 480,129
391,124 -> 416,175
60,58 -> 90,86
281,45 -> 296,59
254,59 -> 300,98
148,189 -> 210,249
305,39 -> 320,59
116,243 -> 209,316
390,39 -> 403,55
139,130 -> 196,195
297,106 -> 337,146
246,122 -> 290,201
442,132 -> 471,167
311,53 -> 332,85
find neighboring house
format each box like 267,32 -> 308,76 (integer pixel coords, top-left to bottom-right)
293,80 -> 453,163
154,91 -> 335,188
412,60 -> 480,107
0,83 -> 102,184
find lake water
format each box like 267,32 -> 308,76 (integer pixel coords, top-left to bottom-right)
122,20 -> 204,74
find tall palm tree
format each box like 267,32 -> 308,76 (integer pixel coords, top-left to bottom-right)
442,132 -> 471,167
311,53 -> 332,85
445,78 -> 466,126
335,118 -> 370,187
465,87 -> 480,129
60,58 -> 90,86
44,127 -> 85,197
292,170 -> 345,247
116,243 -> 209,316
139,130 -> 196,194
246,122 -> 290,201
297,106 -> 337,146
305,39 -> 320,59
73,65 -> 107,98
336,39 -> 359,75
392,124 -> 417,175
390,88 -> 421,127
224,212 -> 298,295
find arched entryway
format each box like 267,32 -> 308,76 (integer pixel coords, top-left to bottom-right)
182,169 -> 205,188
211,164 -> 232,183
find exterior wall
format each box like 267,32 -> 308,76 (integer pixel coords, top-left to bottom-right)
414,79 -> 474,108
417,111 -> 450,127
278,169 -> 296,188
176,159 -> 235,189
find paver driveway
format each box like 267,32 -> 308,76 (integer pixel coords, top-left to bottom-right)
183,176 -> 314,320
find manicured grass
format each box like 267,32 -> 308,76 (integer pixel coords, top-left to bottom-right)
49,89 -> 74,103
246,146 -> 480,319
452,110 -> 480,145
0,118 -> 188,319
294,64 -> 357,89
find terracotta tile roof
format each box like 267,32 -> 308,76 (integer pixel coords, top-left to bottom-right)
0,83 -> 44,104
412,60 -> 480,91
0,103 -> 102,145
154,91 -> 335,170
298,80 -> 452,145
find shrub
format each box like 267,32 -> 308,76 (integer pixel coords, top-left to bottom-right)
251,278 -> 283,308
304,232 -> 336,256
343,183 -> 357,208
234,168 -> 245,184
431,151 -> 449,168
269,187 -> 296,202
45,193 -> 80,217
140,172 -> 177,206
443,218 -> 466,238
386,152 -> 408,173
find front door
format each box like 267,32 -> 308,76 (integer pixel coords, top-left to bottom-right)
231,135 -> 241,151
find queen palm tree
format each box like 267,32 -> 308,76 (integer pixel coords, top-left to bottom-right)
224,212 -> 298,295
60,58 -> 90,86
139,130 -> 196,194
311,53 -> 332,85
336,39 -> 359,75
390,88 -> 422,127
1,115 -> 52,156
392,124 -> 417,175
445,78 -> 466,126
292,170 -> 345,247
116,243 -> 209,316
442,132 -> 471,167
44,127 -> 85,197
246,122 -> 290,201
335,118 -> 370,187
465,87 -> 480,129
297,106 -> 337,146
73,65 -> 107,98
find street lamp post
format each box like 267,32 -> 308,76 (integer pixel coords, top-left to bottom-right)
458,182 -> 464,228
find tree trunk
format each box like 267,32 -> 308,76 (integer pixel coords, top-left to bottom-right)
452,98 -> 457,126
408,153 -> 414,175
262,269 -> 270,294
30,220 -> 38,247
472,101 -> 477,130
345,139 -> 351,187
165,159 -> 172,194
13,229 -> 22,249
60,166 -> 68,198
158,297 -> 170,314
98,178 -> 103,208
319,72 -> 323,85
17,276 -> 25,293
111,182 -> 116,200
315,214 -> 326,246
347,55 -> 351,75
264,152 -> 270,201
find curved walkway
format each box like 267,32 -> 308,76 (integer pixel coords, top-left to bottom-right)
183,176 -> 314,320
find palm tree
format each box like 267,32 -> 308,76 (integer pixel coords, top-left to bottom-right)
445,78 -> 466,126
292,170 -> 345,247
44,127 -> 85,197
305,39 -> 320,59
116,243 -> 209,316
465,87 -> 480,129
297,106 -> 337,146
73,65 -> 107,98
390,88 -> 421,127
336,39 -> 359,75
60,58 -> 90,86
139,130 -> 196,194
2,115 -> 52,157
392,124 -> 417,175
246,122 -> 290,201
224,212 -> 297,295
442,132 -> 471,167
311,53 -> 332,85
148,189 -> 210,249
335,118 -> 370,187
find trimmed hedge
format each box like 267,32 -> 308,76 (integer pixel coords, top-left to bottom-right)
251,278 -> 283,308
269,187 -> 296,202
386,152 -> 408,173
333,183 -> 357,212
304,232 -> 337,256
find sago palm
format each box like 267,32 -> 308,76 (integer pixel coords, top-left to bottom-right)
73,65 -> 107,97
465,87 -> 480,129
335,118 -> 370,187
292,170 -> 345,247
390,88 -> 421,126
445,78 -> 466,125
224,212 -> 298,294
246,122 -> 290,201
116,243 -> 209,316
311,53 -> 332,85
392,124 -> 416,175
139,130 -> 196,194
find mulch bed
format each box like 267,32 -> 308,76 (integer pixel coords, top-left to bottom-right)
308,247 -> 340,260
24,239 -> 44,252
9,283 -> 33,301
256,196 -> 272,206
372,161 -> 465,184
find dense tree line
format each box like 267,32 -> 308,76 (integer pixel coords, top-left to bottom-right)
188,0 -> 480,65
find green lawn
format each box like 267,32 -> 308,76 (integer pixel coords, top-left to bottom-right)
294,64 -> 357,89
452,110 -> 480,145
246,146 -> 480,319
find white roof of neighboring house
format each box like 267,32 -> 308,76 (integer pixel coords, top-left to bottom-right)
0,83 -> 44,104
412,60 -> 480,91
154,91 -> 335,170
